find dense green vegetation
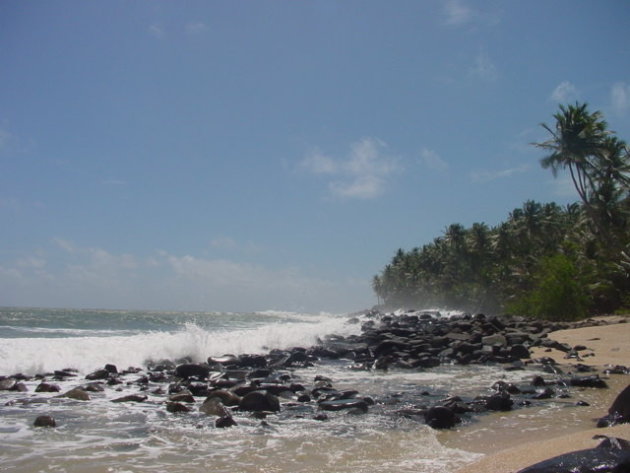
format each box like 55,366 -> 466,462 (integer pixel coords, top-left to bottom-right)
372,103 -> 630,319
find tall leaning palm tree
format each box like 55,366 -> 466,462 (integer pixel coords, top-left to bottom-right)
534,102 -> 609,212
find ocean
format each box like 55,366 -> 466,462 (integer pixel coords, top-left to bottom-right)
0,307 -> 606,473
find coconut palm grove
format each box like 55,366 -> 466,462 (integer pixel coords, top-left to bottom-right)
372,103 -> 630,320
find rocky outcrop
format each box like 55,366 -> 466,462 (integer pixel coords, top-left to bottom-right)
3,309 -> 627,439
598,384 -> 630,427
516,436 -> 630,473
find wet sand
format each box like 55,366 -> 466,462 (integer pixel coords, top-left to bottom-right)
452,315 -> 630,473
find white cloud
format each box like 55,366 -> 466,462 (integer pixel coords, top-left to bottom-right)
54,238 -> 77,253
420,148 -> 449,172
444,0 -> 474,26
469,50 -> 498,82
186,22 -> 208,35
470,164 -> 528,183
551,81 -> 579,102
16,256 -> 46,269
167,254 -> 288,289
148,24 -> 164,38
443,0 -> 500,27
0,241 -> 369,313
301,138 -> 400,199
300,152 -> 338,175
330,175 -> 383,199
611,81 -> 630,115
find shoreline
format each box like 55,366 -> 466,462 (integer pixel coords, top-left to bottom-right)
451,315 -> 630,473
1,309 -> 629,472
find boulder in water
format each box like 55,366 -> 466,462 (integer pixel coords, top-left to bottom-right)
482,392 -> 513,411
200,397 -> 230,417
166,402 -> 191,413
175,363 -> 211,380
33,415 -> 56,428
319,398 -> 369,413
35,382 -> 60,393
424,406 -> 460,429
215,416 -> 237,428
206,389 -> 241,407
111,394 -> 147,403
85,369 -> 110,381
169,391 -> 195,403
239,391 -> 280,412
62,387 -> 90,401
0,378 -> 15,390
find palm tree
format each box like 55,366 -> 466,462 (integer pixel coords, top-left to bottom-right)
534,102 -> 609,212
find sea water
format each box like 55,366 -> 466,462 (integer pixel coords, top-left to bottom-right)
0,307 -> 570,473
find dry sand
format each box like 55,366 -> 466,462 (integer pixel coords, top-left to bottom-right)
453,315 -> 630,473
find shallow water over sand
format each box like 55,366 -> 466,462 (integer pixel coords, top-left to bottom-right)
2,360 -> 588,473
440,371 -> 629,455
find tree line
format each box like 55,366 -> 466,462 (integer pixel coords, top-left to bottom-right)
372,103 -> 630,320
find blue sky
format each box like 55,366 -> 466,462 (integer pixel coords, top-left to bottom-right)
1,1 -> 629,313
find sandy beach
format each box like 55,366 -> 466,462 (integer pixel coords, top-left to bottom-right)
453,315 -> 630,473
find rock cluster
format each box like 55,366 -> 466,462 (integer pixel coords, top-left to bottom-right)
1,310 -> 628,432
313,310 -> 614,370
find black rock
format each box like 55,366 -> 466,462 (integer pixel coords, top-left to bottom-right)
35,382 -> 61,393
516,436 -> 630,473
483,392 -> 513,411
239,391 -> 280,412
85,369 -> 110,381
200,397 -> 230,417
175,363 -> 211,380
424,406 -> 460,429
206,389 -> 242,407
532,376 -> 547,387
215,416 -> 237,428
248,369 -> 273,379
319,398 -> 369,412
510,344 -> 531,359
169,392 -> 195,403
111,394 -> 147,403
63,387 -> 90,401
12,382 -> 28,392
597,384 -> 630,427
83,382 -> 105,392
166,402 -> 191,413
187,382 -> 210,397
33,415 -> 56,428
569,375 -> 608,389
237,354 -> 267,369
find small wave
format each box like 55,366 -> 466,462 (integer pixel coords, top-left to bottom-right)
0,325 -> 138,337
0,313 -> 361,375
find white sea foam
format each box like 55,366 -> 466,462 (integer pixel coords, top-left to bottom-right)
0,312 -> 360,375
